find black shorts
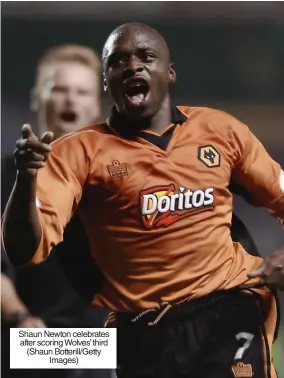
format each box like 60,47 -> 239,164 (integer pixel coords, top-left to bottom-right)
115,288 -> 278,378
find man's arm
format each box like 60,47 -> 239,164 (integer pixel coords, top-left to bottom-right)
3,174 -> 42,266
2,125 -> 53,266
2,124 -> 89,267
225,113 -> 284,286
230,117 -> 284,225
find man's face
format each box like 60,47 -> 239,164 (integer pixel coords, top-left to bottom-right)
103,28 -> 175,119
36,62 -> 100,137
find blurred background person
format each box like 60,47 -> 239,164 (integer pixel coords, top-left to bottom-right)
1,44 -> 112,378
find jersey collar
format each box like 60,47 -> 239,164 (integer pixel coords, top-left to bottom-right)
108,105 -> 188,138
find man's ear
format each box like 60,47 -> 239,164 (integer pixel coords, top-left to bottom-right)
169,63 -> 176,84
103,74 -> 108,92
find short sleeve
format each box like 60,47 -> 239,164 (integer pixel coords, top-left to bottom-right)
31,134 -> 90,264
229,115 -> 284,226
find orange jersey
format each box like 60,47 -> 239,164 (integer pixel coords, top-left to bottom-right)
32,106 -> 284,311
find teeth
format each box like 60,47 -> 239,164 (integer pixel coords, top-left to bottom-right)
126,80 -> 147,87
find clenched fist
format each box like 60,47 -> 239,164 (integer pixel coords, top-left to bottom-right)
14,124 -> 54,177
248,246 -> 284,290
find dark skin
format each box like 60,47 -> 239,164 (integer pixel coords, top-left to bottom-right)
2,124 -> 53,265
2,22 -> 284,288
102,23 -> 176,133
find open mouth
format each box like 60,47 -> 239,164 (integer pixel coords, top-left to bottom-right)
60,111 -> 77,122
124,79 -> 149,107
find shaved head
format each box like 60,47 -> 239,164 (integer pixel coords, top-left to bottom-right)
102,22 -> 170,69
102,22 -> 176,122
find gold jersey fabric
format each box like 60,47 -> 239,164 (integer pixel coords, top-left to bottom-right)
29,107 -> 284,311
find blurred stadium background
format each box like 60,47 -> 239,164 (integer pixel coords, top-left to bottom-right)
2,2 -> 284,376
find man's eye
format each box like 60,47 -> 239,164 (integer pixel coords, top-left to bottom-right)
117,57 -> 127,63
140,52 -> 156,62
52,86 -> 66,93
78,89 -> 89,96
109,54 -> 128,67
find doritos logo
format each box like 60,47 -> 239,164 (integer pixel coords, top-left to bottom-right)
140,184 -> 214,229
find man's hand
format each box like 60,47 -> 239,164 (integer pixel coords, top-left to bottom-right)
248,247 -> 284,289
17,316 -> 47,328
2,124 -> 54,265
14,124 -> 54,177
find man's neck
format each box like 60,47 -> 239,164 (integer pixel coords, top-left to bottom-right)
112,96 -> 172,136
143,96 -> 172,134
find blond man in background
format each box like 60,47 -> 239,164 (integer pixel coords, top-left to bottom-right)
1,44 -> 111,378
